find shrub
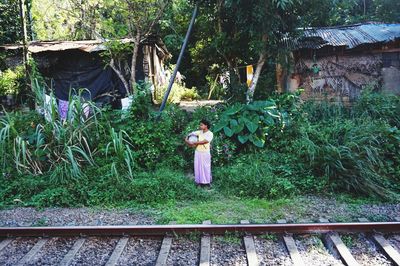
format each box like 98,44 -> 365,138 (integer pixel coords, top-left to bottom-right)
155,83 -> 200,103
352,88 -> 400,128
292,117 -> 400,200
213,100 -> 290,148
213,153 -> 297,199
126,169 -> 206,203
0,92 -> 103,183
0,66 -> 25,96
180,88 -> 200,101
1,78 -> 399,206
30,187 -> 78,207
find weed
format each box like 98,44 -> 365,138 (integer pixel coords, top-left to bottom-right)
341,235 -> 354,248
366,214 -> 389,222
214,231 -> 242,245
32,216 -> 48,227
261,234 -> 278,241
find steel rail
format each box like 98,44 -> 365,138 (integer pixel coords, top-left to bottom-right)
1,222 -> 400,238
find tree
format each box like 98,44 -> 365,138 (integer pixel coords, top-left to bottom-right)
0,0 -> 22,45
30,0 -> 170,95
27,0 -> 400,99
372,0 -> 400,23
104,0 -> 170,93
189,0 -> 300,102
160,0 -> 306,102
32,0 -> 75,40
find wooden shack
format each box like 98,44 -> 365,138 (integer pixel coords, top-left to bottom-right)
279,22 -> 400,103
1,36 -> 170,105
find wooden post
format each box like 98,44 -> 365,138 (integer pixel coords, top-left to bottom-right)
19,0 -> 30,101
19,0 -> 29,66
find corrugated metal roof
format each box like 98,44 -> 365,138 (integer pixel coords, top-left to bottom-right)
0,37 -> 170,57
27,39 -> 134,53
287,22 -> 400,50
0,39 -> 131,53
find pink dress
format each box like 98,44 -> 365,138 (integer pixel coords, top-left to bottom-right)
192,130 -> 214,184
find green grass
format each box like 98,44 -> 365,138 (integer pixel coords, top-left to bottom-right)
1,90 -> 399,217
260,234 -> 278,241
214,233 -> 243,245
136,192 -> 398,225
341,234 -> 355,248
154,196 -> 297,224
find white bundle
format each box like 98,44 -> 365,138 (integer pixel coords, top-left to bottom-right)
187,133 -> 198,144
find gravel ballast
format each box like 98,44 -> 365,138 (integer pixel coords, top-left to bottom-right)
210,236 -> 247,266
254,235 -> 292,266
0,238 -> 37,266
345,233 -> 392,266
26,237 -> 77,266
295,235 -> 344,266
116,237 -> 161,266
68,237 -> 119,266
0,207 -> 154,227
387,234 -> 400,253
167,236 -> 200,266
283,196 -> 400,223
0,196 -> 399,265
1,196 -> 399,227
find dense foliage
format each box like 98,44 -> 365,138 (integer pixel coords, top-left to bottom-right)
0,66 -> 24,96
159,0 -> 400,99
1,0 -> 399,208
2,0 -> 398,100
0,0 -> 22,45
1,87 -> 399,208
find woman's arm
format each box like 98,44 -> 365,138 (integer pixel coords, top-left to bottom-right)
192,140 -> 209,145
184,136 -> 196,147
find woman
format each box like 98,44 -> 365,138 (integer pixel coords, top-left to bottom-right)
185,119 -> 214,187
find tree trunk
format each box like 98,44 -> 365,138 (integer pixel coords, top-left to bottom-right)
208,74 -> 220,100
130,31 -> 141,95
246,33 -> 268,103
217,0 -> 223,33
363,0 -> 366,16
110,59 -> 129,95
246,51 -> 267,103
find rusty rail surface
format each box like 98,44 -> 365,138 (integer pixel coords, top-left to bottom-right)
1,222 -> 400,237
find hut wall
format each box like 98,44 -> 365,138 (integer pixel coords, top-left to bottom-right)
3,54 -> 23,69
288,52 -> 384,103
381,51 -> 400,94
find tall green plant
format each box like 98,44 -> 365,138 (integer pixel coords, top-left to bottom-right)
105,128 -> 136,180
0,81 -> 101,184
213,100 -> 289,148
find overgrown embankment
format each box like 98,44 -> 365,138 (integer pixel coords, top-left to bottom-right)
1,89 -> 399,208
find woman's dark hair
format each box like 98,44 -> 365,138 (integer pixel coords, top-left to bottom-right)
200,119 -> 211,129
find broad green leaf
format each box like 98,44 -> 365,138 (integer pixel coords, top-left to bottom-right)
223,126 -> 234,137
247,100 -> 277,111
249,134 -> 265,148
264,115 -> 275,126
245,103 -> 260,111
230,119 -> 238,128
252,115 -> 260,125
267,109 -> 280,118
232,122 -> 245,134
244,118 -> 258,133
238,134 -> 249,144
213,119 -> 229,132
238,117 -> 246,125
224,104 -> 243,116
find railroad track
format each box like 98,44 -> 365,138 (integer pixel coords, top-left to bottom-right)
0,217 -> 399,266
